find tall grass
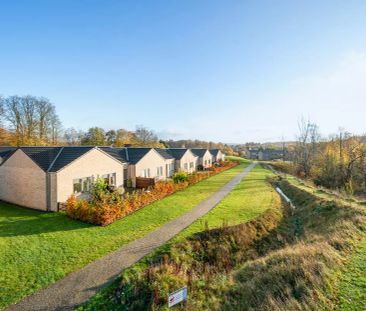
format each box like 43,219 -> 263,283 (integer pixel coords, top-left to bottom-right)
80,176 -> 366,310
217,177 -> 366,310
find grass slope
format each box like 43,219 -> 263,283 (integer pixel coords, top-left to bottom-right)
173,164 -> 276,240
80,164 -> 279,310
213,177 -> 366,311
83,169 -> 366,310
270,168 -> 366,309
0,160 -> 249,310
337,237 -> 366,310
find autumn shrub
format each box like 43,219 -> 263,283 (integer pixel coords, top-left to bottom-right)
66,161 -> 239,226
172,171 -> 188,183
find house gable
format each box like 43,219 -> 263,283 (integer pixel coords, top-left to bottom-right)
55,148 -> 125,205
0,149 -> 47,210
134,149 -> 166,175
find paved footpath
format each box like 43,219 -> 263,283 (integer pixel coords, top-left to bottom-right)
8,162 -> 256,311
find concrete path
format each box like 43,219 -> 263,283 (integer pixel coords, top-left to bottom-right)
7,162 -> 256,311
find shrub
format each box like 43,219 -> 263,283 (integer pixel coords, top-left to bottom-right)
91,178 -> 109,202
172,171 -> 188,183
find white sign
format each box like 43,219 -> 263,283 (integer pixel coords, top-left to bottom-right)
168,287 -> 188,308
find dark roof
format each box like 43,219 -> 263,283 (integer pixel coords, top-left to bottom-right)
0,146 -> 17,153
125,148 -> 152,164
20,147 -> 63,171
19,146 -> 96,172
48,147 -> 95,172
99,147 -> 128,163
210,149 -> 221,156
0,146 -> 128,172
155,148 -> 174,160
0,147 -> 17,164
100,147 -> 171,164
191,148 -> 209,158
166,148 -> 189,160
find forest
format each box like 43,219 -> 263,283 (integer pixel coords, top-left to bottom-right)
283,118 -> 366,196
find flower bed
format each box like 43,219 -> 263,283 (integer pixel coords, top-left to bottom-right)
65,161 -> 239,226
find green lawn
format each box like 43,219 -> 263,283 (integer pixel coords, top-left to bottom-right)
172,164 -> 276,241
81,164 -> 279,310
337,238 -> 366,310
0,160 -> 249,310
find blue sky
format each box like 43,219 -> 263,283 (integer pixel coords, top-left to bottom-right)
1,1 -> 366,143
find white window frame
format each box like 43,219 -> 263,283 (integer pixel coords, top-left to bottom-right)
73,176 -> 93,194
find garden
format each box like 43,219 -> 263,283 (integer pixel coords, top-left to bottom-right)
66,160 -> 238,226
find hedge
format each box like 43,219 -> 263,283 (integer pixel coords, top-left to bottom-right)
65,161 -> 238,226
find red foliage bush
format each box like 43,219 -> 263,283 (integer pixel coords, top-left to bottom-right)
66,160 -> 239,226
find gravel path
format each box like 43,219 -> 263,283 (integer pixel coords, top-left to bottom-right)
7,162 -> 256,311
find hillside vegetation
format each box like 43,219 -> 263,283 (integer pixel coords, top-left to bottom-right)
81,170 -> 366,310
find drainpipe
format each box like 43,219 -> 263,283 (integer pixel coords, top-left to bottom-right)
46,172 -> 51,211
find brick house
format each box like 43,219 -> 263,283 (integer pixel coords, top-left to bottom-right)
0,146 -> 127,211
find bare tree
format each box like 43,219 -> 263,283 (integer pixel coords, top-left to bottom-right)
49,114 -> 62,145
135,126 -> 158,146
64,128 -> 84,145
2,95 -> 62,145
294,117 -> 320,177
36,98 -> 55,142
4,96 -> 26,145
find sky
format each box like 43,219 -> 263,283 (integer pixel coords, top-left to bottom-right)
1,1 -> 366,143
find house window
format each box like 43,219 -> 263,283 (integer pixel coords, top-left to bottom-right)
73,177 -> 92,194
73,179 -> 82,193
83,177 -> 92,192
101,173 -> 116,186
184,163 -> 188,170
141,169 -> 151,178
110,173 -> 116,186
102,174 -> 109,185
167,163 -> 174,176
189,162 -> 194,169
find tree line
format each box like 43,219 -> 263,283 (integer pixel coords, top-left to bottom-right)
0,95 -> 61,145
290,118 -> 366,195
0,95 -> 233,153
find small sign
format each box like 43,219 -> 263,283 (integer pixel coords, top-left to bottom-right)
168,287 -> 188,308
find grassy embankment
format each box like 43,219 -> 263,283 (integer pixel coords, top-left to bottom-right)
82,163 -> 366,310
268,162 -> 366,310
80,163 -> 281,310
0,160 -> 249,310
